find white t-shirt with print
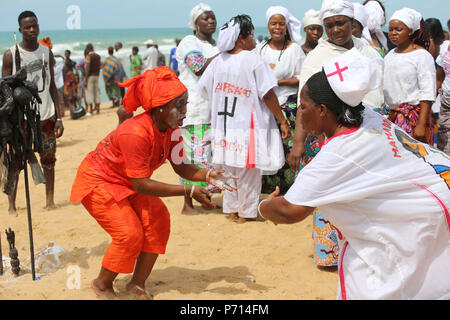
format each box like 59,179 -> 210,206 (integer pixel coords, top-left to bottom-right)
197,50 -> 285,171
255,41 -> 305,105
176,35 -> 219,126
284,107 -> 450,300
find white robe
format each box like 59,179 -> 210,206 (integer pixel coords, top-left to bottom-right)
197,50 -> 285,172
284,108 -> 450,299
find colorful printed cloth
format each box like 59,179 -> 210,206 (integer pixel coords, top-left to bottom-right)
390,103 -> 436,145
373,103 -> 391,117
180,124 -> 220,192
299,134 -> 337,267
261,94 -> 298,194
102,54 -> 121,85
39,118 -> 57,170
312,211 -> 339,267
184,50 -> 206,73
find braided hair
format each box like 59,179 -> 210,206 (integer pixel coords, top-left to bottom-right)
230,14 -> 254,38
305,70 -> 365,127
410,19 -> 431,50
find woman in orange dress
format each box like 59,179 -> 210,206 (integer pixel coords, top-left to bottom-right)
70,66 -> 235,300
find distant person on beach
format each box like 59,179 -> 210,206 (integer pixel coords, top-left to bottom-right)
155,45 -> 166,67
2,10 -> 64,212
176,3 -> 221,215
53,54 -> 66,118
114,41 -> 128,100
64,49 -> 77,70
142,39 -> 158,71
76,49 -> 89,110
102,46 -> 122,107
85,43 -> 102,115
169,38 -> 181,76
130,46 -> 142,77
70,67 -> 235,300
63,61 -> 76,114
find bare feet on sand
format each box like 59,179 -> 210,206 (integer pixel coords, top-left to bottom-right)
227,213 -> 239,222
91,279 -> 117,300
126,283 -> 153,300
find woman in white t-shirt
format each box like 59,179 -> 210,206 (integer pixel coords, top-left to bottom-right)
258,49 -> 450,300
255,6 -> 305,194
437,40 -> 450,154
176,3 -> 220,215
384,8 -> 436,145
198,15 -> 290,223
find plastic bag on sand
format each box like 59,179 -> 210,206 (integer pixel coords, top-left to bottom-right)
35,242 -> 69,274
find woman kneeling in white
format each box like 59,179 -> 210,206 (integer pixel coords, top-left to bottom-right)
259,48 -> 450,300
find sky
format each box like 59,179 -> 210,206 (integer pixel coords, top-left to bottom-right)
0,0 -> 449,31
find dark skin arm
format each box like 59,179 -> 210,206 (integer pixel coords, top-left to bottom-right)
259,187 -> 315,225
277,78 -> 299,87
412,100 -> 432,143
437,66 -> 445,93
48,50 -> 64,138
286,102 -> 307,172
263,88 -> 291,140
2,49 -> 13,77
130,165 -> 237,209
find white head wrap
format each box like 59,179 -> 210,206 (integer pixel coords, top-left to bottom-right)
302,9 -> 323,28
319,0 -> 354,21
266,6 -> 303,43
390,8 -> 423,32
364,1 -> 388,50
323,48 -> 380,107
217,19 -> 241,52
352,3 -> 372,43
188,3 -> 213,29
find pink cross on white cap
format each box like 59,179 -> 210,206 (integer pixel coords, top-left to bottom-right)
322,48 -> 381,107
326,62 -> 349,82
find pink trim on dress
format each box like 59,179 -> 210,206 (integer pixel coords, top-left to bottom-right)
412,181 -> 450,235
339,241 -> 349,300
323,127 -> 360,146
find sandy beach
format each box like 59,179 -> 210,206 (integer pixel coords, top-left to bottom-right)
0,103 -> 337,300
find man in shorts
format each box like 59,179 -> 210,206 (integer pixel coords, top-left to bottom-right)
2,10 -> 64,212
85,43 -> 102,114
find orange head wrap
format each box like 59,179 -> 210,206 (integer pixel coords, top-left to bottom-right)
118,66 -> 187,114
38,37 -> 53,49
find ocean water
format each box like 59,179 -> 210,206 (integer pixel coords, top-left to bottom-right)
0,27 -> 268,103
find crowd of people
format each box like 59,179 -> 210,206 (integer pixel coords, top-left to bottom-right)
2,0 -> 450,300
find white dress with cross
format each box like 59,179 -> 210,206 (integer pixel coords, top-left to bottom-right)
197,50 -> 285,218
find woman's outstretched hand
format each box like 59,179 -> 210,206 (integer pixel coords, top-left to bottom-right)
207,169 -> 238,192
